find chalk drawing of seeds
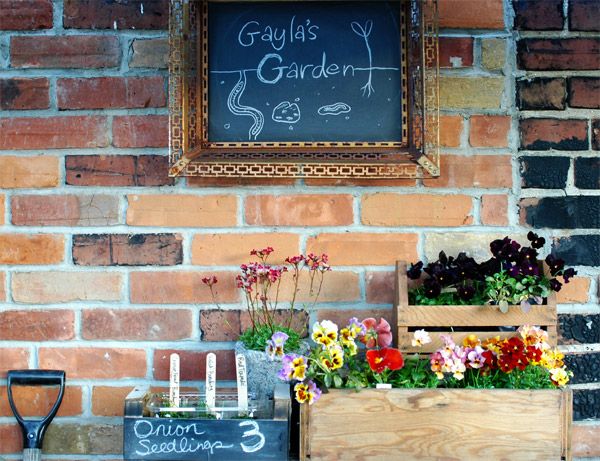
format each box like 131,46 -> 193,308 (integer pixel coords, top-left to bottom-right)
272,101 -> 301,124
318,102 -> 351,116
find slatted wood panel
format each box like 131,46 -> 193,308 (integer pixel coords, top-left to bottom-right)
393,261 -> 558,354
301,388 -> 572,460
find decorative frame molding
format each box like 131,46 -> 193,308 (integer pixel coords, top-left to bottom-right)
169,0 -> 439,179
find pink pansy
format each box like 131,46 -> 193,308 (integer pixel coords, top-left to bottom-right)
412,329 -> 432,348
360,317 -> 393,348
467,346 -> 486,369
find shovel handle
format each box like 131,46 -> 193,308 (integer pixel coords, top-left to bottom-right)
7,370 -> 66,450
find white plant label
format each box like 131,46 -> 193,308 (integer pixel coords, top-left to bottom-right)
169,353 -> 180,407
206,352 -> 217,409
235,354 -> 248,410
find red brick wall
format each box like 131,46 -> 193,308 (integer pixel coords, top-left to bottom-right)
0,0 -> 598,456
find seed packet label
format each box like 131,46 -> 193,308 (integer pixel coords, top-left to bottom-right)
235,354 -> 248,410
169,353 -> 180,407
376,383 -> 392,389
206,352 -> 217,408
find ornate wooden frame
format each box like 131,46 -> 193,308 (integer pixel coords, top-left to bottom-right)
169,0 -> 439,179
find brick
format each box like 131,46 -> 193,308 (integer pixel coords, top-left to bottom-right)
362,193 -> 473,227
92,386 -> 133,417
0,386 -> 81,417
517,38 -> 600,71
559,314 -> 600,345
11,35 -> 120,68
127,194 -> 237,227
552,234 -> 600,266
469,115 -> 510,147
191,233 -> 300,265
574,157 -> 600,189
277,271 -> 360,303
564,352 -> 600,384
306,233 -> 418,266
0,349 -> 29,378
0,424 -> 21,453
423,155 -> 512,188
0,0 -> 53,30
424,232 -> 519,262
57,76 -> 165,110
366,271 -> 395,304
66,154 -> 173,187
154,349 -> 235,381
303,177 -> 417,187
573,389 -> 600,419
572,425 -> 600,458
0,78 -> 49,109
316,308 -> 393,327
245,194 -> 353,226
519,197 -> 600,229
73,234 -> 182,266
199,309 -> 309,342
0,272 -> 5,301
513,0 -> 564,30
0,155 -> 58,188
0,234 -> 63,265
39,348 -> 146,379
519,118 -> 588,151
129,38 -> 169,68
481,194 -> 509,226
439,115 -> 463,147
569,0 -> 600,31
113,115 -> 168,148
0,195 -> 4,226
0,116 -> 109,150
519,156 -> 570,189
0,310 -> 75,341
63,0 -> 168,30
82,308 -> 192,340
481,38 -> 506,70
43,422 -> 123,455
12,272 -> 122,303
189,176 -> 299,187
556,276 -> 590,304
568,77 -> 600,109
11,195 -> 119,226
130,271 -> 238,304
594,120 -> 600,150
516,77 -> 566,110
439,37 -> 473,67
440,77 -> 504,108
438,0 -> 504,29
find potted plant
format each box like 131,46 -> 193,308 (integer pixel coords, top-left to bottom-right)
267,317 -> 573,460
394,232 -> 577,354
203,247 -> 330,397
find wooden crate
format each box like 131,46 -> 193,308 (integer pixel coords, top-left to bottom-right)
300,387 -> 572,460
392,261 -> 558,354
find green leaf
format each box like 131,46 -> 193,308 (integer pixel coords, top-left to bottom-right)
333,374 -> 343,388
324,373 -> 332,388
499,300 -> 509,313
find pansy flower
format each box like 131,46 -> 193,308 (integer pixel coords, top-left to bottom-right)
266,331 -> 289,360
412,329 -> 432,348
294,380 -> 322,405
312,320 -> 338,347
430,352 -> 444,379
348,317 -> 367,338
277,354 -> 307,382
366,347 -> 404,374
361,318 -> 392,348
463,334 -> 480,348
467,346 -> 486,369
320,344 -> 344,371
549,366 -> 572,387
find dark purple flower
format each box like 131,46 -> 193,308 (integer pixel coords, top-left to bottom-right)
507,264 -> 521,278
457,284 -> 476,301
562,267 -> 577,283
521,261 -> 539,276
438,251 -> 448,266
423,279 -> 441,299
407,261 -> 423,280
545,254 -> 565,276
501,242 -> 521,263
490,238 -> 507,257
520,247 -> 538,264
527,231 -> 546,249
549,278 -> 562,292
437,269 -> 455,287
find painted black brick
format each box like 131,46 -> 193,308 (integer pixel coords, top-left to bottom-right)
593,120 -> 600,150
560,314 -> 600,345
575,157 -> 600,189
521,196 -> 600,229
513,0 -> 564,30
553,234 -> 600,266
564,353 -> 600,384
573,389 -> 600,420
520,156 -> 569,188
516,77 -> 566,110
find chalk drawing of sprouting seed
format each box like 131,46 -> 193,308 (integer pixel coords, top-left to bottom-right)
351,20 -> 374,97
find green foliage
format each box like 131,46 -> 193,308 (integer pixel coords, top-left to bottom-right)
239,324 -> 302,353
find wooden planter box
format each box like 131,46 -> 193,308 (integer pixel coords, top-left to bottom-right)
392,261 -> 558,354
123,383 -> 291,460
300,387 -> 572,460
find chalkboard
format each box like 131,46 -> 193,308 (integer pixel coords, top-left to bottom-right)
207,1 -> 405,144
123,417 -> 288,460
